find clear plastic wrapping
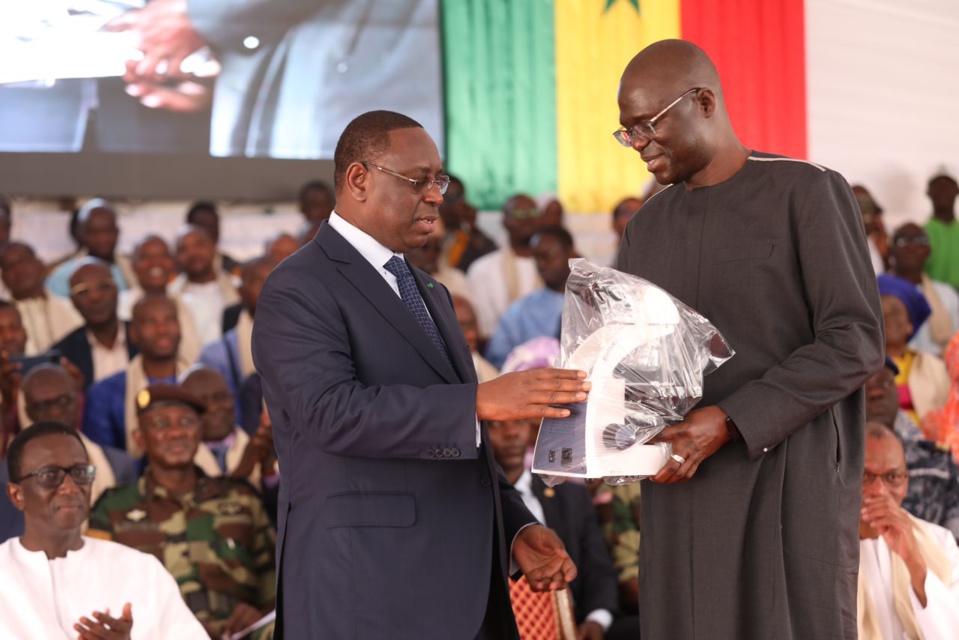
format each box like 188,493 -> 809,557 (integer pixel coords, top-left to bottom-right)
532,259 -> 734,486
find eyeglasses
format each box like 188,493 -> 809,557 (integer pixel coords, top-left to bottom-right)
361,162 -> 450,195
15,463 -> 96,488
69,280 -> 116,299
142,415 -> 201,432
863,470 -> 909,488
613,87 -> 702,147
506,208 -> 543,220
27,392 -> 77,414
893,236 -> 930,248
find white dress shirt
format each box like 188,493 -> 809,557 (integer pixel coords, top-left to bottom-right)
88,326 -> 129,383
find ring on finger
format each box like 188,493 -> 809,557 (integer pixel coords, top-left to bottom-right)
671,453 -> 686,465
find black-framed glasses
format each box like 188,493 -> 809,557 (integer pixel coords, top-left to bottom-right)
361,162 -> 450,195
613,87 -> 702,147
892,236 -> 930,248
863,470 -> 909,488
15,463 -> 96,488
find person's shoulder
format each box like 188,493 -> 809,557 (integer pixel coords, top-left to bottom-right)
91,481 -> 145,514
198,475 -> 263,502
467,249 -> 504,277
746,152 -> 832,176
82,536 -> 168,571
915,516 -> 959,549
53,325 -> 87,349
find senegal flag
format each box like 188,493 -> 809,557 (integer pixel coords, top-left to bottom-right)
441,0 -> 805,212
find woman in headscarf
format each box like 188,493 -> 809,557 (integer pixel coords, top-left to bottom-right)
878,274 -> 950,423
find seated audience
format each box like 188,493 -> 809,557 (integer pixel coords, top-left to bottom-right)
0,423 -> 207,639
54,259 -> 138,388
0,301 -> 31,443
858,422 -> 959,638
866,358 -> 959,539
923,332 -> 959,467
264,232 -> 300,264
169,225 -> 240,346
439,175 -> 497,272
408,231 -> 473,302
452,294 -> 498,383
88,384 -> 276,640
879,274 -> 949,423
186,201 -> 239,275
298,180 -> 335,223
488,415 -> 618,639
611,197 -> 643,244
853,185 -> 890,275
84,294 -> 194,456
486,226 -> 575,369
181,366 -> 276,486
118,234 -> 202,363
467,194 -> 551,338
46,199 -> 135,297
887,223 -> 959,357
199,256 -> 276,412
923,174 -> 959,289
0,241 -> 82,355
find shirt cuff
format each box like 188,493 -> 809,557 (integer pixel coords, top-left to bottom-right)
585,609 -> 613,632
475,416 -> 481,448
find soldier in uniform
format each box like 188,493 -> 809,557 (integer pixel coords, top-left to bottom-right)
88,384 -> 276,639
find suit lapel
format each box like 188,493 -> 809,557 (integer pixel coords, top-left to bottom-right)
531,475 -> 562,527
318,226 -> 459,384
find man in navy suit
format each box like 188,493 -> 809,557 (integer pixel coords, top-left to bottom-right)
252,110 -> 591,639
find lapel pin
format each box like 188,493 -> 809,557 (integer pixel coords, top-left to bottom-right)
543,488 -> 556,498
427,282 -> 434,289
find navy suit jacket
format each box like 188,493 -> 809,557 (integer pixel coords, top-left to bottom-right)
52,324 -> 138,390
252,223 -> 537,639
531,476 -> 619,623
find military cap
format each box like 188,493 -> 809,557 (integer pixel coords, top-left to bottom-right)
136,384 -> 207,416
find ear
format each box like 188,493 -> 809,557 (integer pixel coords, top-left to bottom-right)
697,88 -> 718,118
345,162 -> 371,203
133,428 -> 145,452
6,481 -> 25,512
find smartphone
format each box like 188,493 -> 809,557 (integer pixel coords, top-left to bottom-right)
9,349 -> 62,376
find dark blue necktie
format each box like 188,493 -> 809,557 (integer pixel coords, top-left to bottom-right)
384,256 -> 453,370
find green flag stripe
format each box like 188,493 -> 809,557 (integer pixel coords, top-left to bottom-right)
442,0 -> 557,210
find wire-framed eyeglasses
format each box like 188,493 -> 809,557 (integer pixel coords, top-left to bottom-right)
613,87 -> 702,147
361,162 -> 450,195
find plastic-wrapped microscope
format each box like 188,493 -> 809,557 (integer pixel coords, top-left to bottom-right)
532,259 -> 734,486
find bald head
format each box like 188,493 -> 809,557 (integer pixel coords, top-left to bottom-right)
621,40 -> 723,103
22,364 -> 80,427
618,39 -> 746,188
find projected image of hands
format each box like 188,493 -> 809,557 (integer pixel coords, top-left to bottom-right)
0,0 -> 444,159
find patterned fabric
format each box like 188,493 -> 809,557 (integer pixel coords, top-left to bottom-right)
384,256 -> 452,369
509,576 -> 576,640
87,467 -> 276,638
921,332 -> 959,464
605,484 -> 642,585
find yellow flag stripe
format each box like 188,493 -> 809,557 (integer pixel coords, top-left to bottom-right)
554,0 -> 680,213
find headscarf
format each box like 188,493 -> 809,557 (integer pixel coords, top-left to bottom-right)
877,274 -> 931,340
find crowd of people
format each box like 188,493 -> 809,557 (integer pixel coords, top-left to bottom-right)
1,116 -> 959,639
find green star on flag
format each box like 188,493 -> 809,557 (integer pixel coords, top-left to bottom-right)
604,0 -> 640,13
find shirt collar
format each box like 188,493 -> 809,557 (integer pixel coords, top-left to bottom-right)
514,468 -> 533,497
328,211 -> 400,272
86,325 -> 126,350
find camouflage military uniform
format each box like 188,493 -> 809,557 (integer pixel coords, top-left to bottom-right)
88,467 -> 276,638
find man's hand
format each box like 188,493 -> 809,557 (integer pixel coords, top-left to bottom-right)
577,620 -> 604,640
514,524 -> 577,592
74,603 -> 133,640
221,602 -> 263,637
105,0 -> 206,82
124,79 -> 211,113
231,419 -> 275,480
648,406 -> 730,483
477,369 -> 589,422
60,356 -> 86,392
861,493 -> 928,605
